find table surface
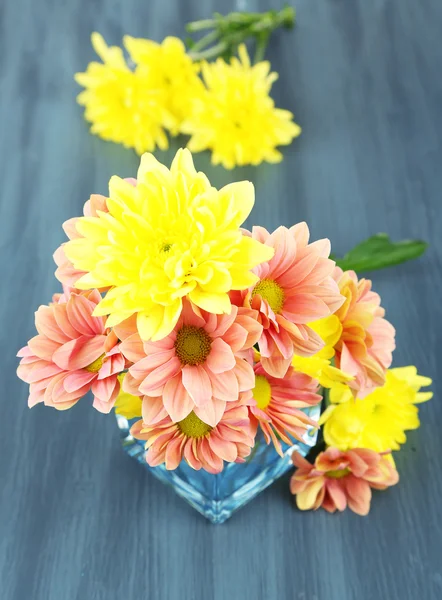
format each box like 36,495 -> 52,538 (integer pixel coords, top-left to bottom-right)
2,0 -> 441,598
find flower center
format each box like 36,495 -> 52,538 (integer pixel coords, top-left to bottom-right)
326,468 -> 350,479
253,375 -> 272,410
174,325 -> 212,366
178,411 -> 213,438
160,243 -> 172,253
85,353 -> 105,373
251,279 -> 285,314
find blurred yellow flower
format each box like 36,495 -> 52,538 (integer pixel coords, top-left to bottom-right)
75,33 -> 174,154
114,374 -> 142,419
123,36 -> 203,134
292,315 -> 353,388
320,366 -> 433,454
181,44 -> 301,169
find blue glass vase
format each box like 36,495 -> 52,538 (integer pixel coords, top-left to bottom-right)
116,405 -> 320,524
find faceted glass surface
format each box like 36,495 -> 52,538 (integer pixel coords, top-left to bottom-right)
116,405 -> 320,524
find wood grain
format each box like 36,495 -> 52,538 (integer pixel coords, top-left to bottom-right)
1,0 -> 441,598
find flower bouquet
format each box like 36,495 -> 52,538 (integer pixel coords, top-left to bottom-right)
17,149 -> 432,522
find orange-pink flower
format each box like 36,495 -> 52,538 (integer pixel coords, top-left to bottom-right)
290,447 -> 399,515
17,288 -> 125,412
131,396 -> 255,473
333,268 -> 396,396
119,299 -> 262,427
250,362 -> 321,456
231,224 -> 344,378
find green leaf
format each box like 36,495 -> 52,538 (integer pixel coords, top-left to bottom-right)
334,233 -> 428,273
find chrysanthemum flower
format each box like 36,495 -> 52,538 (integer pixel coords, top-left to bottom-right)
131,398 -> 255,473
231,224 -> 344,378
63,148 -> 273,341
119,299 -> 262,427
290,447 -> 399,515
292,315 -> 353,388
320,367 -> 433,453
180,44 -> 301,169
17,289 -> 125,412
250,362 -> 321,456
331,267 -> 396,396
75,33 -> 174,154
123,36 -> 203,134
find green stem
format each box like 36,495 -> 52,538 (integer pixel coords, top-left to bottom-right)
189,41 -> 228,62
186,18 -> 217,32
254,32 -> 269,64
189,30 -> 219,53
186,5 -> 296,63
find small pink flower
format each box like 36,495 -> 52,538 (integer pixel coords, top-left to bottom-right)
250,362 -> 321,456
290,447 -> 399,515
118,299 -> 262,427
17,289 -> 126,412
231,224 -> 344,378
333,268 -> 396,396
131,396 -> 255,473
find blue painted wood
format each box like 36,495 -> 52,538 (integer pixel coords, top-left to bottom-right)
1,0 -> 441,598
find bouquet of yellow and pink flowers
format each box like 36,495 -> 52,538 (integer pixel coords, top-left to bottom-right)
17,149 -> 431,521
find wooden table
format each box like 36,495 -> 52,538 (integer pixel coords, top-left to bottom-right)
1,0 -> 441,598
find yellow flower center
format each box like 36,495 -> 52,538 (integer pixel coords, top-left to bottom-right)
253,375 -> 272,410
85,353 -> 105,373
178,411 -> 212,438
326,468 -> 350,479
160,243 -> 172,253
174,325 -> 212,366
252,279 -> 285,314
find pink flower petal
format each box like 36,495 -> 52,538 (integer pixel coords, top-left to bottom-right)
27,335 -> 60,360
52,335 -> 106,370
181,365 -> 212,407
208,432 -> 238,462
64,370 -> 96,393
210,368 -> 239,402
234,358 -> 255,392
66,293 -> 103,336
119,333 -> 146,363
92,375 -> 119,403
194,398 -> 226,427
35,306 -> 70,344
142,395 -> 169,425
162,375 -> 195,422
205,338 -> 236,374
138,356 -> 182,395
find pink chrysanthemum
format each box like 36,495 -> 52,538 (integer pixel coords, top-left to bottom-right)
290,447 -> 399,515
118,299 -> 262,427
131,396 -> 255,473
333,267 -> 396,396
250,362 -> 321,456
17,289 -> 125,412
231,224 -> 344,378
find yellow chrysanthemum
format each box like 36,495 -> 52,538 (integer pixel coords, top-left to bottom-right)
75,33 -> 174,154
292,315 -> 353,388
123,36 -> 203,134
114,374 -> 142,419
181,44 -> 301,169
64,148 -> 274,341
320,367 -> 433,453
